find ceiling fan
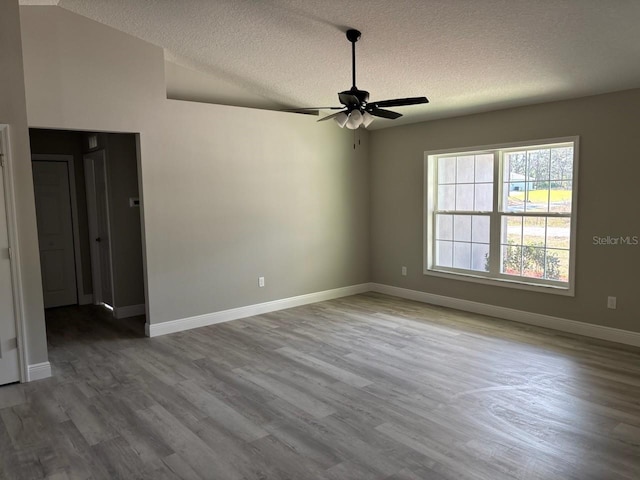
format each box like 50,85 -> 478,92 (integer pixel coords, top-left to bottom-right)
285,29 -> 429,129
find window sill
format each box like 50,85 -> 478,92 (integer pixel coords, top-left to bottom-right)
424,268 -> 575,297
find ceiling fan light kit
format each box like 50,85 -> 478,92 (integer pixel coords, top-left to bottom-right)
285,29 -> 429,129
340,110 -> 373,129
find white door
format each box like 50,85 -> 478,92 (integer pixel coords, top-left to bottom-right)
32,161 -> 78,308
0,148 -> 20,385
84,151 -> 114,307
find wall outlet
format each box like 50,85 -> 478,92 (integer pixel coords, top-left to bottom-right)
401,266 -> 407,276
258,276 -> 265,288
607,296 -> 616,309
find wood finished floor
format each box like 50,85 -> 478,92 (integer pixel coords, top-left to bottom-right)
1,293 -> 639,480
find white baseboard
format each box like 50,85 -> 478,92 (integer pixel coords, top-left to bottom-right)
370,283 -> 640,348
79,294 -> 94,305
27,362 -> 52,382
144,280 -> 640,347
146,283 -> 370,337
114,304 -> 146,319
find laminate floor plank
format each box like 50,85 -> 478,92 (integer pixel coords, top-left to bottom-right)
1,295 -> 639,479
161,452 -> 203,480
136,403 -> 244,480
90,392 -> 175,466
233,366 -> 337,419
176,379 -> 269,442
275,346 -> 373,388
260,415 -> 344,470
44,419 -> 112,480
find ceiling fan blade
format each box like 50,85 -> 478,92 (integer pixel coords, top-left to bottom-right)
371,96 -> 429,108
317,110 -> 348,122
368,108 -> 402,120
282,106 -> 343,113
281,109 -> 320,116
339,92 -> 360,106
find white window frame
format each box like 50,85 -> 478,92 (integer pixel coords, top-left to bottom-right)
424,136 -> 579,296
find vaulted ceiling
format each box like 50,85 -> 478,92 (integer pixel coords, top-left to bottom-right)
20,0 -> 640,128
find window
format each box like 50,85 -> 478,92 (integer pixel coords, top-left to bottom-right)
425,137 -> 578,294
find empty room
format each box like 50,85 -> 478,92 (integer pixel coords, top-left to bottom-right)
1,1 -> 639,479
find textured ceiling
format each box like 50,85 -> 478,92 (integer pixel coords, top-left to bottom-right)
20,0 -> 640,129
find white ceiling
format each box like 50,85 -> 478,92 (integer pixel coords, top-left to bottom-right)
20,0 -> 640,129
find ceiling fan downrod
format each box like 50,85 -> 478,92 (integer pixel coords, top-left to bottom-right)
346,29 -> 361,89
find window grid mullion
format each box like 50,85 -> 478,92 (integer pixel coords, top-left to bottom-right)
543,218 -> 548,278
489,151 -> 501,277
454,156 -> 458,211
433,158 -> 439,266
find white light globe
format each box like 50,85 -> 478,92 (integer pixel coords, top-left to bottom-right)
345,110 -> 363,129
362,111 -> 374,128
333,112 -> 349,128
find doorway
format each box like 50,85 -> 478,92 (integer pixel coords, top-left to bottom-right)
29,129 -> 146,322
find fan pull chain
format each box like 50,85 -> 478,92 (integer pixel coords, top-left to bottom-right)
353,129 -> 362,150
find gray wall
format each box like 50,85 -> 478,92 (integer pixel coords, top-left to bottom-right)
19,6 -> 371,328
370,89 -> 640,333
0,0 -> 47,365
29,128 -> 92,296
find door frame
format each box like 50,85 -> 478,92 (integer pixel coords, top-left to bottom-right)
0,124 -> 28,383
84,149 -> 115,307
32,154 -> 91,305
